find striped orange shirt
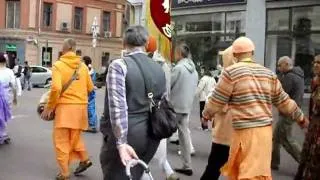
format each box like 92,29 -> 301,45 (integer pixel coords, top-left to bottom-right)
205,58 -> 304,129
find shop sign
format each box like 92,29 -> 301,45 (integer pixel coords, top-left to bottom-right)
172,0 -> 246,8
6,44 -> 16,52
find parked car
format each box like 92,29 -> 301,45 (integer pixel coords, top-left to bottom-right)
29,66 -> 52,87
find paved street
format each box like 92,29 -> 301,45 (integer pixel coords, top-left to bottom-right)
0,88 -> 308,180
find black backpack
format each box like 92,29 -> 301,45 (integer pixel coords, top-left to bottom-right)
128,55 -> 178,140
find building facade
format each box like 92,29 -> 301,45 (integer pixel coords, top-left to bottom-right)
0,0 -> 127,71
172,0 -> 320,89
127,0 -> 144,25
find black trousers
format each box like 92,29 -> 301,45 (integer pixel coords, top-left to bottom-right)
199,101 -> 208,129
100,119 -> 159,180
201,142 -> 230,180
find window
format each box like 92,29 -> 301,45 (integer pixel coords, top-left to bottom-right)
266,6 -> 320,92
186,21 -> 212,32
6,0 -> 20,28
31,67 -> 48,73
293,6 -> 320,31
74,7 -> 83,31
212,13 -> 225,33
226,11 -> 246,33
103,12 -> 111,32
42,47 -> 52,67
43,2 -> 53,27
267,9 -> 289,31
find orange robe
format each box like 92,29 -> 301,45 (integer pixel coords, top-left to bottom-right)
47,51 -> 94,176
221,126 -> 273,180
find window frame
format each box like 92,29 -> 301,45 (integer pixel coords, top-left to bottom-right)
42,2 -> 53,29
102,11 -> 111,32
265,5 -> 320,62
6,0 -> 20,29
74,7 -> 84,32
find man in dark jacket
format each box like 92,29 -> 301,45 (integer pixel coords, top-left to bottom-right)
99,25 -> 166,180
272,56 -> 304,170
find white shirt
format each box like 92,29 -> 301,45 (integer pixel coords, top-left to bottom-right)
0,67 -> 16,102
196,75 -> 216,102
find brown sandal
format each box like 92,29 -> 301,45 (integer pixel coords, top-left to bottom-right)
55,173 -> 70,180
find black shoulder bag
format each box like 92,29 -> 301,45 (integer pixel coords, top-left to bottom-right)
128,55 -> 178,140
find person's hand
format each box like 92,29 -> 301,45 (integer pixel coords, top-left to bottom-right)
202,110 -> 212,122
41,107 -> 54,120
298,116 -> 309,129
118,144 -> 139,166
201,117 -> 209,128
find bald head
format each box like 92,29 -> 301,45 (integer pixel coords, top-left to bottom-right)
62,38 -> 77,54
278,56 -> 293,73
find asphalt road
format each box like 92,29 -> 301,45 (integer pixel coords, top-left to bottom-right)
0,88 -> 308,180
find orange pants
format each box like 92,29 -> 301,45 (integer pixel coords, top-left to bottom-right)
53,128 -> 89,176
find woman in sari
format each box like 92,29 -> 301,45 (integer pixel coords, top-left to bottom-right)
295,54 -> 320,180
0,52 -> 17,144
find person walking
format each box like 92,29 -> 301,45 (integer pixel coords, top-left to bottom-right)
0,52 -> 17,144
23,61 -> 32,91
271,56 -> 304,170
99,26 -> 166,180
41,39 -> 94,180
13,63 -> 23,96
295,55 -> 320,180
200,46 -> 234,180
83,56 -> 98,133
202,37 -> 308,180
170,42 -> 198,176
195,67 -> 216,130
141,36 -> 179,180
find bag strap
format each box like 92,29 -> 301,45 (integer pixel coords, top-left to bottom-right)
60,62 -> 82,94
124,54 -> 155,101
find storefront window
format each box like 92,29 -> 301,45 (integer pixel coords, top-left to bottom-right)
226,11 -> 246,33
212,13 -> 225,33
173,12 -> 245,74
267,9 -> 289,31
292,6 -> 320,31
265,35 -> 292,72
266,6 -> 320,92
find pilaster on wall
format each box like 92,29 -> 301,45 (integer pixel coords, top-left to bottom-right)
0,0 -> 5,29
245,0 -> 266,65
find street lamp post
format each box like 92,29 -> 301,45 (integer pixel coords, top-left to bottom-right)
91,17 -> 99,48
91,17 -> 99,65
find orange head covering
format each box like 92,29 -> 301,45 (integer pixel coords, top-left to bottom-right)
222,46 -> 235,68
232,37 -> 255,54
145,36 -> 157,53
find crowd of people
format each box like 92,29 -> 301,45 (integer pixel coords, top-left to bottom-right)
1,24 -> 320,180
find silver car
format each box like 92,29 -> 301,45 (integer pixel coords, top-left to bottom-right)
29,66 -> 52,87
